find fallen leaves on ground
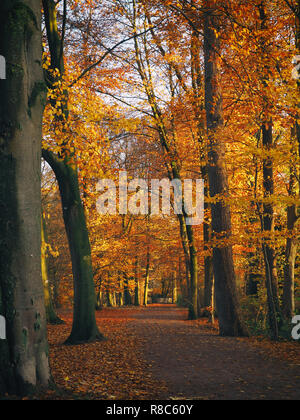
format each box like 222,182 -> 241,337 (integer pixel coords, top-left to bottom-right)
189,317 -> 300,367
47,308 -> 168,400
237,336 -> 300,366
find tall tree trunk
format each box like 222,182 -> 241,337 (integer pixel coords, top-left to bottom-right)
262,123 -> 280,340
178,214 -> 191,297
283,228 -> 297,319
172,272 -> 177,304
283,154 -> 298,319
203,0 -> 248,337
191,25 -> 214,311
0,0 -> 50,394
261,123 -> 281,340
203,224 -> 214,308
123,274 -> 132,306
95,289 -> 102,311
134,257 -> 140,306
118,276 -> 124,307
132,0 -> 198,320
143,246 -> 150,306
42,150 -> 105,344
257,2 -> 282,340
282,0 -> 300,320
297,1 -> 300,158
106,291 -> 113,308
185,224 -> 198,320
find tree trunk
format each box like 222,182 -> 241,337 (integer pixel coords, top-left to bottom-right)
106,291 -> 113,307
95,290 -> 102,311
203,234 -> 214,308
261,123 -> 282,340
134,257 -> 140,306
203,0 -> 248,337
118,276 -> 124,307
172,272 -> 177,304
186,225 -> 198,320
143,247 -> 150,306
282,0 -> 300,320
42,150 -> 105,344
283,236 -> 297,319
178,214 -> 191,297
177,213 -> 198,319
132,0 -> 199,320
283,162 -> 298,319
255,2 -> 281,340
0,0 -> 50,395
297,1 -> 300,158
123,274 -> 132,306
191,25 -> 214,312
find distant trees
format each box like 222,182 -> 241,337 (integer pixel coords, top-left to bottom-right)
43,0 -> 299,339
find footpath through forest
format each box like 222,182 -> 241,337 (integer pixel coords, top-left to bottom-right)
47,305 -> 300,400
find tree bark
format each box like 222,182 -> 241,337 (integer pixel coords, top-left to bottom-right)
0,0 -> 50,394
186,224 -> 198,320
203,0 -> 248,337
143,247 -> 150,306
256,2 -> 282,340
283,235 -> 297,319
283,157 -> 298,319
282,0 -> 300,320
123,274 -> 132,306
134,257 -> 140,306
191,25 -> 214,311
172,272 -> 178,304
261,123 -> 281,340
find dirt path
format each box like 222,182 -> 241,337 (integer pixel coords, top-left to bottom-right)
48,305 -> 300,400
127,305 -> 300,400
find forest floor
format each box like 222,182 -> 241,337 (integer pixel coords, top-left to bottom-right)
42,304 -> 300,400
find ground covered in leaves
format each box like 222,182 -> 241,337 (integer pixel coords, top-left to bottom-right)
47,307 -> 169,400
43,305 -> 300,400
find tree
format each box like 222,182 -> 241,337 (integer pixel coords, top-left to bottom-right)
203,0 -> 248,337
282,0 -> 300,320
131,0 -> 199,319
190,19 -> 214,312
256,1 -> 282,339
0,0 -> 50,394
42,0 -> 105,344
